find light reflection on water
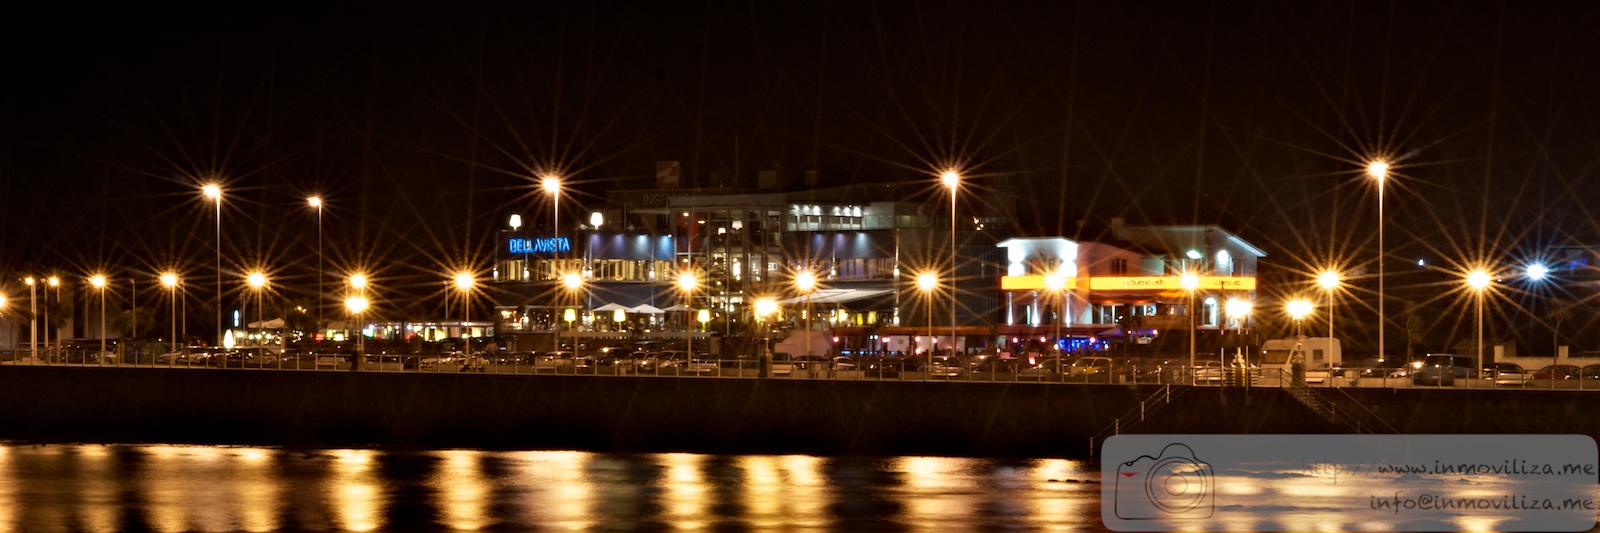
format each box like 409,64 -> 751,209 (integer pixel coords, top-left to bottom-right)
0,444 -> 1104,532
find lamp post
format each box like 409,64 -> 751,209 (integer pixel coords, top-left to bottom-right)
1286,299 -> 1314,339
47,276 -> 59,362
24,277 -> 36,362
1467,269 -> 1492,370
246,271 -> 268,367
543,176 -> 561,273
344,295 -> 368,371
1224,298 -> 1252,371
795,270 -> 816,359
1181,272 -> 1200,379
1317,270 -> 1341,356
1287,298 -> 1314,383
1046,270 -> 1068,356
917,272 -> 938,378
349,273 -> 368,369
678,271 -> 699,358
454,271 -> 474,352
161,273 -> 179,364
309,196 -> 323,334
1366,161 -> 1388,359
91,274 -> 107,364
203,183 -> 223,349
941,171 -> 960,360
754,297 -> 778,378
560,272 -> 582,355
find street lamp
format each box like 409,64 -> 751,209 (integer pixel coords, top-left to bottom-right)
754,297 -> 778,377
941,170 -> 960,360
309,196 -> 323,333
1181,272 -> 1200,374
24,277 -> 36,362
1317,270 -> 1341,355
161,272 -> 179,363
454,271 -> 474,349
91,274 -> 107,364
344,295 -> 369,371
1045,270 -> 1069,356
1366,161 -> 1388,359
1467,269 -> 1492,369
1287,298 -> 1314,383
349,272 -> 368,363
47,276 -> 59,362
795,270 -> 817,359
678,271 -> 699,358
246,271 -> 268,366
203,183 -> 223,349
543,176 -> 561,267
1286,299 -> 1314,337
559,272 -> 582,354
917,271 -> 938,376
1224,298 -> 1252,370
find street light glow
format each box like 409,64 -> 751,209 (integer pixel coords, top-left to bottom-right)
562,272 -> 583,289
1527,264 -> 1549,281
344,296 -> 369,314
678,271 -> 698,292
541,176 -> 561,194
1224,298 -> 1251,320
917,272 -> 938,291
48,276 -> 59,287
1317,270 -> 1341,290
453,272 -> 474,291
1045,271 -> 1068,292
795,270 -> 816,293
308,196 -> 322,208
1286,299 -> 1314,320
1180,272 -> 1199,290
1366,161 -> 1389,180
202,184 -> 222,200
160,272 -> 179,288
246,271 -> 267,289
1467,269 -> 1492,290
754,297 -> 778,318
508,213 -> 522,230
90,275 -> 107,288
940,170 -> 959,189
350,273 -> 368,289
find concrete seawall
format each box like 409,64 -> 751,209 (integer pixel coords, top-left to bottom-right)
1,367 -> 1594,457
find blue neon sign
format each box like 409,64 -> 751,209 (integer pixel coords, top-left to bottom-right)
508,237 -> 571,254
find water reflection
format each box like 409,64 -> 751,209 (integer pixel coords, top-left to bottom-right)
0,443 -> 1103,532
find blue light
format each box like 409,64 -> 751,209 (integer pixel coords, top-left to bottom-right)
507,237 -> 571,254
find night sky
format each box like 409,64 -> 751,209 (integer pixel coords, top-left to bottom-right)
3,1 -> 1598,349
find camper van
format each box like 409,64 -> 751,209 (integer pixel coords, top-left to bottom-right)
1259,337 -> 1342,383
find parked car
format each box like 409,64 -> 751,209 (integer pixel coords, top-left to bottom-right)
1414,354 -> 1478,385
1019,357 -> 1067,380
1350,358 -> 1407,378
831,356 -> 857,371
924,356 -> 965,378
1582,364 -> 1600,380
1194,361 -> 1225,383
1069,356 -> 1113,380
1531,364 -> 1580,380
1484,362 -> 1529,385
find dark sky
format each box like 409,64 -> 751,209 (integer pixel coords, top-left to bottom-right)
3,1 -> 1598,338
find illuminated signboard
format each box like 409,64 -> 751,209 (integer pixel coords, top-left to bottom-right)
1086,276 -> 1256,291
508,237 -> 571,254
1000,275 -> 1078,291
